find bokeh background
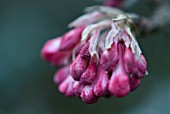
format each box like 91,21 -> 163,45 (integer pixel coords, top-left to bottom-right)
0,0 -> 170,114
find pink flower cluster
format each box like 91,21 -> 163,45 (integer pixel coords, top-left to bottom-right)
41,6 -> 147,104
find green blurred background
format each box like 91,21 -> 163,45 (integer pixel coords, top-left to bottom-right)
0,0 -> 170,114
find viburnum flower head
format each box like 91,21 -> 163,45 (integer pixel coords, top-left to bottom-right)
41,6 -> 147,104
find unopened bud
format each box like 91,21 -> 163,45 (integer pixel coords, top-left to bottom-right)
80,62 -> 97,85
124,47 -> 137,74
108,43 -> 130,97
135,55 -> 147,78
93,67 -> 109,97
54,65 -> 70,85
58,76 -> 74,96
80,42 -> 91,60
41,37 -> 71,66
60,26 -> 84,51
80,85 -> 98,104
70,54 -> 88,81
72,81 -> 84,96
100,43 -> 119,71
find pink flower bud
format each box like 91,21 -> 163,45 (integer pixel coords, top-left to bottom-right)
109,72 -> 130,97
41,37 -> 71,66
53,65 -> 70,85
72,81 -> 84,96
129,76 -> 141,91
72,42 -> 85,61
108,43 -> 130,97
80,43 -> 91,60
70,54 -> 88,81
80,62 -> 97,85
58,75 -> 74,96
100,43 -> 119,71
80,85 -> 98,104
50,52 -> 71,66
135,54 -> 147,78
41,37 -> 61,61
59,26 -> 84,51
93,67 -> 109,97
123,47 -> 137,74
73,42 -> 85,57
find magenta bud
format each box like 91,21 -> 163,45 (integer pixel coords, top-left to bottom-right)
80,43 -> 91,60
124,47 -> 137,74
93,67 -> 109,97
108,43 -> 130,97
53,65 -> 70,85
100,43 -> 119,71
41,37 -> 61,61
73,42 -> 85,57
108,72 -> 130,97
70,54 -> 88,81
72,81 -> 84,96
135,55 -> 147,78
60,26 -> 84,51
80,62 -> 97,85
58,76 -> 74,97
129,76 -> 141,91
41,37 -> 71,66
51,52 -> 71,66
80,85 -> 98,104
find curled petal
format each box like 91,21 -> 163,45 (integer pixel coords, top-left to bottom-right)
125,26 -> 142,59
81,20 -> 112,41
70,54 -> 88,81
89,29 -> 100,59
58,75 -> 74,96
93,67 -> 109,97
98,31 -> 108,53
80,85 -> 98,104
105,23 -> 119,49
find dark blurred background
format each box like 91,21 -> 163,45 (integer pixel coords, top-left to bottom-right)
0,0 -> 170,114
